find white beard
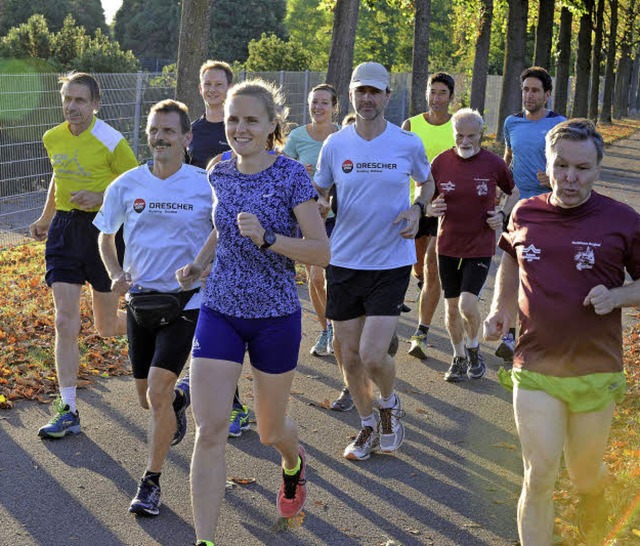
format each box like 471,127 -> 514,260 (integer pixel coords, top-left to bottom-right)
457,147 -> 479,159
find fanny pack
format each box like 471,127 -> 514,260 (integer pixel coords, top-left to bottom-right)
126,289 -> 199,329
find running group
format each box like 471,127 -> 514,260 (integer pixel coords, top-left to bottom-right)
29,61 -> 640,546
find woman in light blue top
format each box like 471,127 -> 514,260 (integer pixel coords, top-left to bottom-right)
284,84 -> 341,359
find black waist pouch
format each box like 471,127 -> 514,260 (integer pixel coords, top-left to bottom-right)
127,289 -> 199,329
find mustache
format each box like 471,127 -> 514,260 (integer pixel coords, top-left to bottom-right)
152,140 -> 171,148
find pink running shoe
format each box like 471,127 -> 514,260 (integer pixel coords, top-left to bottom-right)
277,445 -> 307,518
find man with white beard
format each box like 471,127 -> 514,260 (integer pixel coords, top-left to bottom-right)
429,108 -> 519,382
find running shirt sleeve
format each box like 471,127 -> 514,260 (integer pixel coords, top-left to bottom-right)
410,137 -> 431,184
626,214 -> 640,280
496,157 -> 515,194
289,160 -> 318,207
94,177 -> 127,234
110,138 -> 138,176
313,137 -> 334,189
284,128 -> 301,159
504,117 -> 512,151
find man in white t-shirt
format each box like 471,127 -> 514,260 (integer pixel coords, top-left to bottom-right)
94,100 -> 214,516
314,62 -> 434,461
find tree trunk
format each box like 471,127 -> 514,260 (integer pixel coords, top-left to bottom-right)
533,0 -> 554,68
470,0 -> 494,115
601,0 -> 618,124
588,0 -> 605,120
409,0 -> 432,116
175,0 -> 213,120
497,0 -> 528,141
613,0 -> 637,118
614,53 -> 632,118
572,0 -> 594,118
326,0 -> 361,121
631,48 -> 640,113
553,6 -> 572,116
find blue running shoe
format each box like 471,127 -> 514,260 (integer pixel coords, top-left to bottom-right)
129,477 -> 161,516
172,375 -> 191,446
38,398 -> 81,439
228,405 -> 250,438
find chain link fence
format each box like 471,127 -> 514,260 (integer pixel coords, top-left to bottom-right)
0,71 -> 504,248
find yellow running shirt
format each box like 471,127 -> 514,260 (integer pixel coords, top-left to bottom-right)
43,116 -> 138,211
407,113 -> 454,201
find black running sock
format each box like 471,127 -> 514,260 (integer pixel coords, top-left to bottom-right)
417,324 -> 430,336
509,327 -> 516,337
143,471 -> 161,486
232,386 -> 242,408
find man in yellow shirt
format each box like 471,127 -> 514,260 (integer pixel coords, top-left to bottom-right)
30,72 -> 138,438
402,73 -> 456,360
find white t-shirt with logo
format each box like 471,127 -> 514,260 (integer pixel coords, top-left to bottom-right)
314,122 -> 431,269
93,163 -> 214,309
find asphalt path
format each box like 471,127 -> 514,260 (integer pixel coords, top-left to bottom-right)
2,131 -> 639,546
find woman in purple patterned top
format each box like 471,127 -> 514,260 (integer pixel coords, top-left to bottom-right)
177,79 -> 330,546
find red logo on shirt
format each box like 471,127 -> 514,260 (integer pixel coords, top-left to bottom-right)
133,198 -> 146,213
342,160 -> 354,174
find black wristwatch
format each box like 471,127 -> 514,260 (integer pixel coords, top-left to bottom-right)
498,210 -> 507,221
260,229 -> 277,250
412,201 -> 426,217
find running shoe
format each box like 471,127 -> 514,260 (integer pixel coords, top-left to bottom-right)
330,388 -> 354,412
172,375 -> 191,446
228,404 -> 250,437
444,356 -> 469,382
408,333 -> 428,360
495,333 -> 515,362
388,332 -> 399,357
195,542 -> 214,546
467,347 -> 486,379
310,329 -> 331,356
277,445 -> 307,518
38,398 -> 81,439
378,394 -> 406,452
129,477 -> 161,516
326,322 -> 334,354
344,426 -> 380,460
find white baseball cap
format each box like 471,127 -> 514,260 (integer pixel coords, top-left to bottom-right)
349,62 -> 389,91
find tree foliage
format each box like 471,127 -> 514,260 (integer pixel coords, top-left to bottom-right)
246,33 -> 312,71
0,15 -> 139,73
285,0 -> 334,70
0,0 -> 107,36
113,0 -> 181,60
114,0 -> 287,64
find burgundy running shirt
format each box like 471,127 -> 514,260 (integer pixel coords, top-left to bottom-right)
432,149 -> 514,258
500,191 -> 640,376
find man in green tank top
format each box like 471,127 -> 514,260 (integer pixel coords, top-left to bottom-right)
401,73 -> 456,360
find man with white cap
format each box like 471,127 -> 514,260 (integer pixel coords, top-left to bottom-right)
314,62 -> 434,461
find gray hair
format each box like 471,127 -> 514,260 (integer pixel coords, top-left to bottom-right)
545,118 -> 604,164
451,108 -> 484,132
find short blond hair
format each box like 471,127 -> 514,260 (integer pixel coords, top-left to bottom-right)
199,60 -> 233,84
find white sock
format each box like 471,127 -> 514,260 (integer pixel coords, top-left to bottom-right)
60,386 -> 77,413
452,341 -> 466,357
379,393 -> 397,409
361,414 -> 376,429
466,338 -> 479,349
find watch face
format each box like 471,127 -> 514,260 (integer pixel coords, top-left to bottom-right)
264,229 -> 276,247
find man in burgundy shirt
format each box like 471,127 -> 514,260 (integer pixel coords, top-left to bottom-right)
485,119 -> 640,545
430,108 -> 518,382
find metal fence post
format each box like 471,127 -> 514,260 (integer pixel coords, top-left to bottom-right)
133,71 -> 144,157
302,70 -> 310,125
